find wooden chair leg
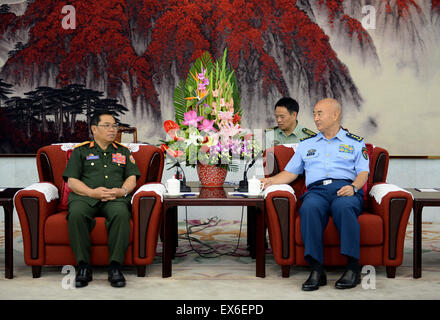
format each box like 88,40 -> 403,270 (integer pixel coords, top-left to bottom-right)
32,266 -> 42,278
137,265 -> 146,277
386,266 -> 396,278
281,265 -> 290,278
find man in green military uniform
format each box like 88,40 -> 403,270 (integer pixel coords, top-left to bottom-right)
63,112 -> 140,288
265,97 -> 315,149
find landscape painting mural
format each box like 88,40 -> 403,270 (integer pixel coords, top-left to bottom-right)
0,0 -> 439,155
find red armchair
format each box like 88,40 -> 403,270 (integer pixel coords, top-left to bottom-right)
14,143 -> 164,278
263,143 -> 413,278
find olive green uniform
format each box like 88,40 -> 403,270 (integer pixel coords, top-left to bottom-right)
264,122 -> 316,149
63,140 -> 140,265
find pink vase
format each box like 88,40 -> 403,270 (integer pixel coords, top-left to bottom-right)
196,162 -> 228,187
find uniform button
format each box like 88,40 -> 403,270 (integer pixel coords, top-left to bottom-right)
326,174 -> 329,176
91,162 -> 94,166
104,153 -> 107,156
104,165 -> 107,168
326,154 -> 330,157
105,175 -> 108,179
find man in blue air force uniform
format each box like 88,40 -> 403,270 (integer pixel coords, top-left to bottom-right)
261,98 -> 369,291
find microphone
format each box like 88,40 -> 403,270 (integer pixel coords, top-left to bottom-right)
175,162 -> 191,192
238,157 -> 257,192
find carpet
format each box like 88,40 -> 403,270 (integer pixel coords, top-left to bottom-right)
1,219 -> 440,300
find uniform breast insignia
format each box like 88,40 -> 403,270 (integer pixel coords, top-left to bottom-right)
306,149 -> 316,157
362,147 -> 369,160
339,144 -> 354,154
302,128 -> 316,137
346,132 -> 363,142
86,153 -> 100,160
112,153 -> 126,164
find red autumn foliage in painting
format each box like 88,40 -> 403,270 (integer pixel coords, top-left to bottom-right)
385,0 -> 421,16
1,0 -> 438,139
0,0 -> 364,116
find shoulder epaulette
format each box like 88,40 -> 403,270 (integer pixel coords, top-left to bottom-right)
300,133 -> 317,142
346,132 -> 364,142
264,126 -> 278,132
73,141 -> 91,148
302,127 -> 316,137
114,141 -> 129,149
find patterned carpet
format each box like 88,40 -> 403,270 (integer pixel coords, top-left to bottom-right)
1,219 -> 440,300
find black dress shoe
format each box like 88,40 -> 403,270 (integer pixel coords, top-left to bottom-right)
335,268 -> 361,289
108,267 -> 126,288
302,269 -> 327,291
75,266 -> 93,288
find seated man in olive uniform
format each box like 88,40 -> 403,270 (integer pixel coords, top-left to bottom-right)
63,112 -> 140,288
265,97 -> 315,149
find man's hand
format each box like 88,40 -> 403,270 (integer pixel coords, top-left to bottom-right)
259,171 -> 298,190
260,177 -> 274,190
90,187 -> 114,201
90,187 -> 125,201
337,185 -> 355,197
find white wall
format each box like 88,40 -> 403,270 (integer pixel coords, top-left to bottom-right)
1,157 -> 439,223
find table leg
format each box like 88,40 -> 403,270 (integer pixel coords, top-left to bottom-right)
162,205 -> 173,278
247,207 -> 256,258
255,203 -> 265,278
413,202 -> 423,279
4,202 -> 14,279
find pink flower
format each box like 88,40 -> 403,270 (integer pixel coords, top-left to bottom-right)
182,110 -> 204,127
219,122 -> 241,137
218,111 -> 233,122
198,118 -> 217,132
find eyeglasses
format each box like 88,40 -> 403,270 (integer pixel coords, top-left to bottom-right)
97,123 -> 119,130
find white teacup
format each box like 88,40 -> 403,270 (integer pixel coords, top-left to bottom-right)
248,176 -> 264,195
166,177 -> 180,195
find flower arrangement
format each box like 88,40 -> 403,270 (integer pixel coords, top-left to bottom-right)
161,48 -> 261,170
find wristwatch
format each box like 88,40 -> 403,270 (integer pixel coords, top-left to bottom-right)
122,187 -> 128,197
350,184 -> 358,194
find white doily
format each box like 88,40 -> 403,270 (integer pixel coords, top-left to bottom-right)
131,183 -> 166,203
52,143 -> 80,151
263,184 -> 296,200
369,183 -> 413,205
14,182 -> 59,203
281,143 -> 298,151
121,143 -> 150,153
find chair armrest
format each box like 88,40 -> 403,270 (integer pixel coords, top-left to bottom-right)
130,184 -> 164,265
14,183 -> 59,265
264,189 -> 297,265
368,183 -> 413,265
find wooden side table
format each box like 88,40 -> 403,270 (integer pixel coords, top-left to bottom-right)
161,183 -> 266,278
405,188 -> 440,278
0,187 -> 23,279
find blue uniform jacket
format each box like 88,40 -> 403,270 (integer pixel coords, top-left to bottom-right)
284,128 -> 370,187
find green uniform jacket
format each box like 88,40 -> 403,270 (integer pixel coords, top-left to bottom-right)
63,140 -> 141,206
264,122 -> 316,148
